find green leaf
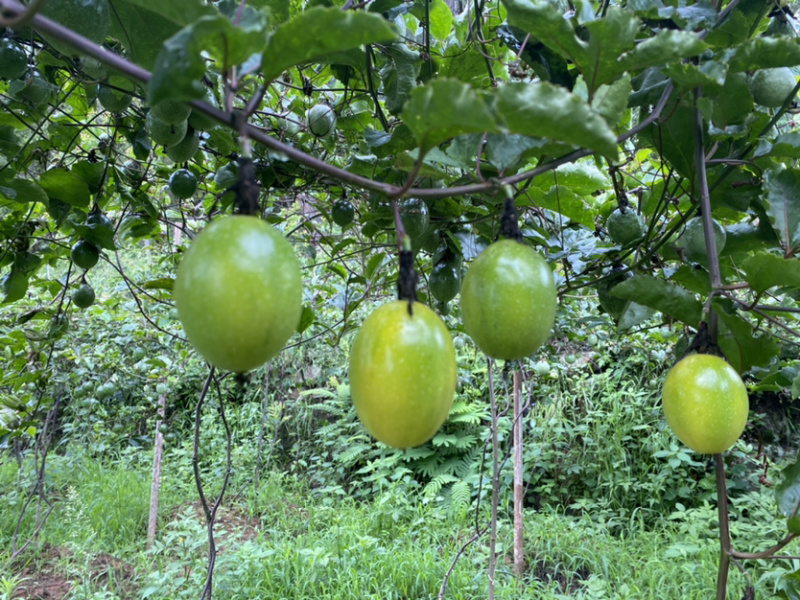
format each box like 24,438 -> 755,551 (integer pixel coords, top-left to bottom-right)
592,75 -> 632,129
582,7 -> 639,93
0,179 -> 48,205
758,132 -> 800,159
109,0 -> 185,70
401,79 -> 499,154
776,450 -> 800,519
762,168 -> 800,254
610,276 -> 703,327
125,0 -> 216,26
429,0 -> 453,43
484,134 -> 544,172
619,30 -> 707,73
491,82 -> 619,160
142,277 -> 175,291
741,252 -> 800,294
297,306 -> 315,333
714,302 -> 779,374
261,8 -> 397,83
380,44 -> 422,116
39,169 -> 90,208
149,13 -> 268,105
642,97 -> 696,179
1,268 -> 28,304
530,186 -> 593,228
502,0 -> 587,67
729,36 -> 800,72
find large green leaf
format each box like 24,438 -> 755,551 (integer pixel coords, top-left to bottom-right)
39,169 -> 90,208
610,276 -> 703,327
742,252 -> 800,294
108,0 -> 186,69
502,0 -> 587,67
261,8 -> 397,83
380,44 -> 421,116
583,8 -> 639,93
642,97 -> 696,179
490,82 -> 619,160
761,168 -> 800,255
532,185 -> 594,228
401,79 -> 498,154
429,0 -> 453,43
714,301 -> 779,374
776,450 -> 800,519
123,0 -> 215,26
619,30 -> 707,73
148,12 -> 269,104
729,36 -> 800,72
0,179 -> 48,205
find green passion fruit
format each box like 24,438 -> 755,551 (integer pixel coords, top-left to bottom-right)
348,301 -> 456,449
168,169 -> 198,200
606,208 -> 645,246
460,239 -> 557,360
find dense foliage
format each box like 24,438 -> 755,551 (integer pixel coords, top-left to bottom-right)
4,0 -> 800,597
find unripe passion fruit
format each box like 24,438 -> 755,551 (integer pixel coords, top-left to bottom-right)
151,100 -> 192,125
676,216 -> 726,263
748,67 -> 797,108
165,129 -> 200,163
72,283 -> 96,309
0,40 -> 28,80
349,301 -> 456,449
173,216 -> 303,373
71,240 -> 100,270
146,112 -> 188,147
429,260 -> 462,303
662,353 -> 749,454
168,169 -> 197,199
606,208 -> 644,246
331,200 -> 355,227
399,198 -> 430,240
306,104 -> 336,138
460,239 -> 557,360
97,76 -> 135,113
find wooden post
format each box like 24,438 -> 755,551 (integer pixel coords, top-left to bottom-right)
513,370 -> 525,577
147,390 -> 167,549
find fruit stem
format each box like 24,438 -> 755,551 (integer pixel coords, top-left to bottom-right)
499,195 -> 522,241
397,249 -> 417,315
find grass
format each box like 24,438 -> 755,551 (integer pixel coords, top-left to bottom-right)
1,452 -> 793,600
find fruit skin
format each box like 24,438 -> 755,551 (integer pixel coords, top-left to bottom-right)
165,129 -> 200,163
460,239 -> 557,360
72,283 -> 95,309
0,40 -> 28,81
606,208 -> 644,246
349,301 -> 456,449
429,260 -> 462,303
71,240 -> 100,270
662,353 -> 749,454
169,169 -> 198,200
97,76 -> 134,113
146,112 -> 188,146
306,104 -> 336,138
748,67 -> 797,108
174,216 -> 303,373
151,100 -> 192,125
399,198 -> 430,240
677,216 -> 726,263
331,200 -> 355,227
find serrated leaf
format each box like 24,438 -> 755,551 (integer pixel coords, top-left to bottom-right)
592,75 -> 631,129
502,0 -> 587,67
776,450 -> 800,519
380,44 -> 421,115
533,186 -> 594,228
261,8 -> 397,83
74,222 -> 116,251
729,36 -> 800,72
610,276 -> 702,327
491,82 -> 619,160
619,30 -> 707,73
742,252 -> 800,294
401,79 -> 499,153
762,168 -> 800,254
582,7 -> 639,93
149,13 -> 268,104
39,168 -> 90,208
642,98 -> 696,179
0,179 -> 48,205
484,134 -> 543,172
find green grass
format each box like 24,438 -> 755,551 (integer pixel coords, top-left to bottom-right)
2,454 -> 792,600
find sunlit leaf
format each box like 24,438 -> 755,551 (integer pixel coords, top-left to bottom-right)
610,276 -> 703,327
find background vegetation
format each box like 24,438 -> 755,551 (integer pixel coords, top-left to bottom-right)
3,0 -> 800,598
